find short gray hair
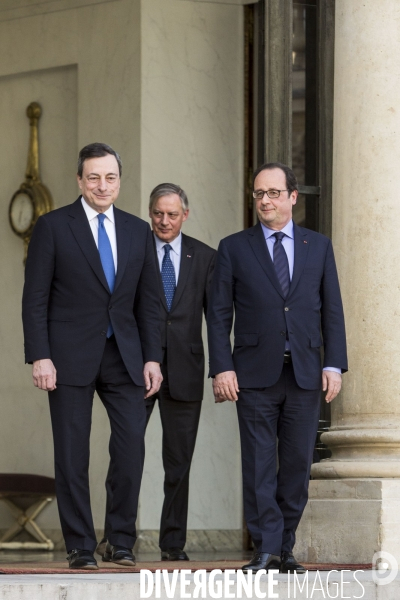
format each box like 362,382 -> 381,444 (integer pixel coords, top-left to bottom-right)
149,183 -> 189,212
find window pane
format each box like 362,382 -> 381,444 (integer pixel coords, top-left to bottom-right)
292,2 -> 317,189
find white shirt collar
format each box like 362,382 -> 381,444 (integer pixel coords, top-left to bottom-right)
154,231 -> 182,254
261,219 -> 294,240
81,196 -> 115,223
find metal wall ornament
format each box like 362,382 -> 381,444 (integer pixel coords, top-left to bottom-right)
9,102 -> 53,263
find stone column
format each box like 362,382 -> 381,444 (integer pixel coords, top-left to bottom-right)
296,0 -> 400,564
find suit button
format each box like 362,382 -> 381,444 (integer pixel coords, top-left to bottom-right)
109,305 -> 112,310
101,331 -> 106,336
284,307 -> 289,311
167,321 -> 171,325
280,331 -> 285,336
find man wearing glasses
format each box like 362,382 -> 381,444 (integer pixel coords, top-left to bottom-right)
207,162 -> 347,574
22,143 -> 162,569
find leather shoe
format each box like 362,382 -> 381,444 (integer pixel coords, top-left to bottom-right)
242,552 -> 281,573
95,537 -> 107,557
102,542 -> 136,566
280,551 -> 306,574
161,547 -> 190,561
67,549 -> 98,570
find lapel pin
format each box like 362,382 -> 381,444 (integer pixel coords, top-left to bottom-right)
187,255 -> 192,258
304,241 -> 308,244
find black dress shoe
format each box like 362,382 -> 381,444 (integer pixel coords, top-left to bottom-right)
102,542 -> 136,566
95,538 -> 107,557
67,549 -> 99,570
280,551 -> 306,574
161,547 -> 190,561
242,552 -> 281,573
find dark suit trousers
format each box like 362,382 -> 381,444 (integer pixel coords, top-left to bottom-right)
236,363 -> 320,555
104,354 -> 201,550
49,335 -> 145,552
147,358 -> 202,551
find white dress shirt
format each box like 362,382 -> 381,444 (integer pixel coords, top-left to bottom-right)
81,196 -> 118,272
154,232 -> 182,284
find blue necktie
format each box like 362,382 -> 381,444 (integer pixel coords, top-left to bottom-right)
161,244 -> 176,311
97,213 -> 115,336
273,232 -> 290,298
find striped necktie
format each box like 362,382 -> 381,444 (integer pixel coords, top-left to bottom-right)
273,232 -> 290,298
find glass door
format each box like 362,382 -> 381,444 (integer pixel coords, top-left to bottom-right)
244,0 -> 336,462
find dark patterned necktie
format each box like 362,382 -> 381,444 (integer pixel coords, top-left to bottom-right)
161,244 -> 176,311
273,232 -> 290,297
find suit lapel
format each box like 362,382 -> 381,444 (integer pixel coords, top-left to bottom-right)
248,222 -> 285,299
288,223 -> 309,297
114,207 -> 132,292
68,199 -> 110,292
170,234 -> 193,311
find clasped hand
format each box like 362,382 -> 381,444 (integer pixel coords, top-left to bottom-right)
32,359 -> 57,391
212,371 -> 239,403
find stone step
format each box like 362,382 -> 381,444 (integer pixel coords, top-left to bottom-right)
1,569 -> 399,600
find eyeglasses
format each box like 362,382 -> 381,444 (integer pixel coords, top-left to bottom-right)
252,189 -> 289,200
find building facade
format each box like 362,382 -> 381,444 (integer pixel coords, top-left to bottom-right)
0,0 -> 398,562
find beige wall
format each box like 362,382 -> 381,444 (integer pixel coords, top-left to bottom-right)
140,0 -> 244,532
0,0 -> 142,532
0,65 -> 77,529
0,0 -> 244,538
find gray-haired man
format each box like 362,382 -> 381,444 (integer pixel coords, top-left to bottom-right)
98,183 -> 216,561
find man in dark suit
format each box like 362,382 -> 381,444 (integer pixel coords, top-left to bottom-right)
22,143 -> 162,569
207,163 -> 347,574
97,183 -> 216,561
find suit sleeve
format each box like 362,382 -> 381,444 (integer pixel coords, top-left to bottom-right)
22,216 -> 55,363
320,239 -> 348,372
133,223 -> 163,364
203,249 -> 217,318
207,240 -> 235,376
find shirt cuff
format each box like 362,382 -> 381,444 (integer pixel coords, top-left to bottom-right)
323,367 -> 342,374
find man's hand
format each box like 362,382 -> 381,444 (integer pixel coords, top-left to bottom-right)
322,370 -> 342,403
32,359 -> 57,391
143,361 -> 163,398
212,371 -> 240,403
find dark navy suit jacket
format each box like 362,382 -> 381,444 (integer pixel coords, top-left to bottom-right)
22,198 -> 162,387
207,222 -> 347,390
155,233 -> 216,401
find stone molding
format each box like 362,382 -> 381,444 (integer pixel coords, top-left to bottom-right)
136,529 -> 242,552
0,0 -> 119,22
0,529 -> 243,552
312,428 -> 400,478
177,0 -> 258,5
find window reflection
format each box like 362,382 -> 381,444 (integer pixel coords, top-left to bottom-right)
292,1 -> 317,229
